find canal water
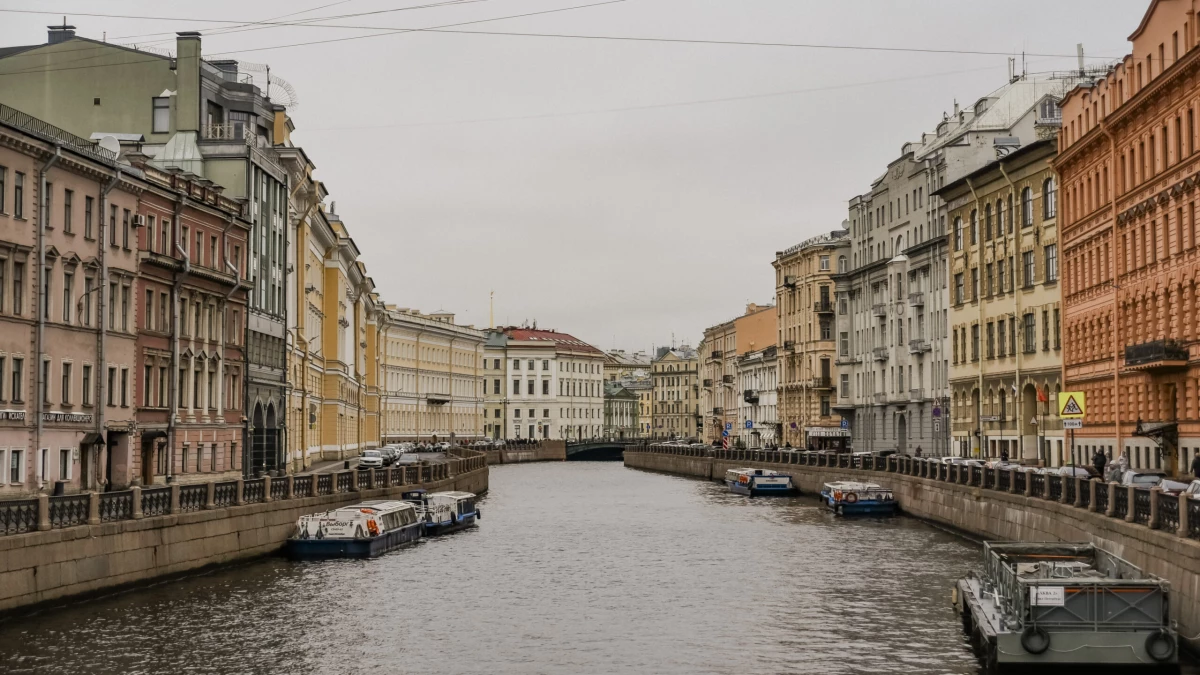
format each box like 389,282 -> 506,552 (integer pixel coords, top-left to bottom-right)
0,463 -> 1176,674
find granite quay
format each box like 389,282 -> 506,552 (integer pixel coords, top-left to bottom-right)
625,443 -> 1200,652
0,450 -> 487,613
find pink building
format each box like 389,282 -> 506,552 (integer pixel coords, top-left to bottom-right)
0,106 -> 139,496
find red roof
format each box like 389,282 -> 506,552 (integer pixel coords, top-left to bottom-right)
501,328 -> 603,355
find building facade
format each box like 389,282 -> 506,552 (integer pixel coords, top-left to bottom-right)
1054,0 -> 1200,475
0,107 -> 140,495
484,327 -> 605,441
603,381 -> 639,439
940,138 -> 1065,463
603,349 -> 650,382
379,308 -> 484,444
736,346 -> 778,448
134,161 -> 251,486
651,347 -> 698,440
774,231 -> 847,449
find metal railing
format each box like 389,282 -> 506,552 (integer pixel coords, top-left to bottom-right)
179,484 -> 207,512
48,494 -> 90,528
99,491 -> 133,522
242,478 -> 265,504
1124,339 -> 1189,367
213,481 -> 238,508
0,103 -> 118,165
141,487 -> 172,517
1133,488 -> 1151,525
1048,474 -> 1062,501
1113,487 -> 1129,519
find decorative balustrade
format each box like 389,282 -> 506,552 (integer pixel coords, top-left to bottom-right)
48,494 -> 90,528
1014,471 -> 1027,494
242,478 -> 265,504
1063,477 -> 1075,504
1095,483 -> 1109,513
177,484 -> 205,512
99,491 -> 133,521
1159,492 -> 1180,532
1030,473 -> 1045,495
140,487 -> 172,518
1189,500 -> 1200,539
0,448 -> 489,536
1113,487 -> 1129,519
1133,489 -> 1151,525
1078,480 -> 1091,509
1048,475 -> 1062,501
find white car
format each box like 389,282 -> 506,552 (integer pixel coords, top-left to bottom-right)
1118,470 -> 1166,488
358,450 -> 384,468
1182,480 -> 1200,498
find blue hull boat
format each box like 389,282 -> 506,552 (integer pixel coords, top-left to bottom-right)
821,481 -> 897,516
287,522 -> 423,559
725,468 -> 795,496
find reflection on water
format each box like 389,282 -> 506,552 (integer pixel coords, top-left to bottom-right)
0,463 -> 1185,674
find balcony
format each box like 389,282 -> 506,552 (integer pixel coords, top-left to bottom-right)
743,389 -> 759,404
872,347 -> 889,362
872,392 -> 887,405
908,291 -> 924,307
722,374 -> 734,384
810,376 -> 832,389
710,350 -> 723,359
909,388 -> 925,402
908,339 -> 931,354
783,275 -> 797,289
813,300 -> 834,314
783,340 -> 796,351
712,407 -> 724,416
872,303 -> 887,318
703,378 -> 714,387
835,354 -> 860,365
1124,340 -> 1190,372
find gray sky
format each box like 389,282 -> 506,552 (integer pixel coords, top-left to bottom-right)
0,0 -> 1147,352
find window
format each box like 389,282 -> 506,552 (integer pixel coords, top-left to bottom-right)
152,96 -> 170,133
122,210 -> 131,249
513,359 -> 520,371
971,268 -> 979,300
970,209 -> 978,245
120,368 -> 128,407
492,379 -> 500,395
953,216 -> 963,250
109,205 -> 117,246
82,276 -> 92,326
82,364 -> 91,406
157,367 -> 166,407
515,409 -> 521,418
63,189 -> 73,232
61,362 -> 71,404
62,271 -> 73,323
210,236 -> 218,269
1042,309 -> 1050,351
84,196 -> 94,238
42,360 -> 50,403
0,166 -> 5,213
1021,187 -> 1033,226
542,360 -> 549,370
542,380 -> 549,395
108,282 -> 117,329
820,396 -> 831,417
9,449 -> 21,484
1043,178 -> 1056,218
971,324 -> 979,361
819,255 -> 830,271
954,273 -> 964,304
840,373 -> 849,398
527,360 -> 535,370
107,367 -> 116,406
997,320 -> 1006,358
59,448 -> 71,481
513,379 -> 520,394
1023,313 -> 1036,353
143,365 -> 152,407
14,173 -> 23,219
0,261 -> 4,314
492,358 -> 500,369
1053,308 -> 1061,349
10,358 -> 22,403
11,261 -> 21,315
839,332 -> 849,357
1044,244 -> 1058,282
527,380 -> 534,395
1022,251 -> 1035,287
986,322 -> 994,358
997,260 -> 1005,294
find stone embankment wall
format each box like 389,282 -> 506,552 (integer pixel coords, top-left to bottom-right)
485,441 -> 566,464
625,447 -> 1200,649
0,463 -> 488,614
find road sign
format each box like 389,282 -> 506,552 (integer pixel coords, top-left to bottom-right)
725,422 -> 732,431
1058,392 -> 1086,418
840,418 -> 849,430
722,429 -> 729,437
1063,419 -> 1083,429
933,419 -> 941,432
744,420 -> 753,429
932,407 -> 942,418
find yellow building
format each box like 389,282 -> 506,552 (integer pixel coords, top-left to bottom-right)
379,308 -> 485,443
773,232 -> 848,449
651,347 -> 699,440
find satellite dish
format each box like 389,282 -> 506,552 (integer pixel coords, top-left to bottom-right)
236,61 -> 300,110
97,135 -> 121,156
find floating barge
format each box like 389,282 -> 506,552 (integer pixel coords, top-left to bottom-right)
724,468 -> 795,496
956,542 -> 1177,669
819,481 -> 896,515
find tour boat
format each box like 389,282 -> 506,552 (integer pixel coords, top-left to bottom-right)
287,499 -> 423,559
820,481 -> 896,515
956,542 -> 1176,669
725,468 -> 795,496
403,489 -> 480,535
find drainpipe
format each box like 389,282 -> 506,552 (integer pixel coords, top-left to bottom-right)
1100,122 -> 1122,468
168,196 -> 191,483
965,176 -> 985,459
997,164 -> 1024,462
95,167 -> 121,489
35,146 -> 61,490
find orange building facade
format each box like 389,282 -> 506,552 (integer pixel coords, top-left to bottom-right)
1055,0 -> 1200,475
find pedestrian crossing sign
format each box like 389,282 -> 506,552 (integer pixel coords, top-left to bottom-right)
1058,392 -> 1086,418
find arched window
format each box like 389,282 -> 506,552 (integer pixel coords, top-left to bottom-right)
837,255 -> 847,273
1021,188 -> 1032,227
1043,177 -> 1057,218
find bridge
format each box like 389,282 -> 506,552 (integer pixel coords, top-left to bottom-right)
565,439 -> 637,461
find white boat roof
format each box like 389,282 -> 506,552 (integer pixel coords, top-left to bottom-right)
729,468 -> 788,476
824,481 -> 885,491
429,491 -> 475,499
330,500 -> 415,515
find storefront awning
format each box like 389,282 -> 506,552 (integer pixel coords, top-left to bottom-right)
81,432 -> 105,445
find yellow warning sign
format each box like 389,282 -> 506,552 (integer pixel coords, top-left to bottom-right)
1058,392 -> 1086,418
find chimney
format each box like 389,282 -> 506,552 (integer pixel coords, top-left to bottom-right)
47,22 -> 76,45
175,32 -> 202,133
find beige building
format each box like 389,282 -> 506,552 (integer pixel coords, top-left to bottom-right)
774,232 -> 849,449
940,138 -> 1064,463
699,304 -> 774,444
603,349 -> 650,382
651,347 -> 698,440
379,308 -> 485,444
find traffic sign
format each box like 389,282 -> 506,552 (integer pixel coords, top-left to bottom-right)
725,422 -> 733,431
932,407 -> 942,418
722,429 -> 730,437
744,420 -> 753,429
933,419 -> 941,432
1058,392 -> 1086,418
1063,419 -> 1083,429
840,418 -> 849,430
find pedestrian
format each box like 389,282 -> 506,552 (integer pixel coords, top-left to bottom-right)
915,446 -> 923,458
1000,447 -> 1009,463
1093,448 -> 1107,480
1191,451 -> 1200,480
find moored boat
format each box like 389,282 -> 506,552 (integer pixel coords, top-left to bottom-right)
725,468 -> 795,496
820,481 -> 896,515
403,490 -> 480,535
287,500 -> 422,559
956,542 -> 1177,669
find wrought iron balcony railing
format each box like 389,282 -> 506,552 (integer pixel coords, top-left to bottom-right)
1124,340 -> 1189,370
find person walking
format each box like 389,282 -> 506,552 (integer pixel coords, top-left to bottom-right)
1000,447 -> 1009,463
1191,451 -> 1200,480
915,446 -> 923,457
1093,448 -> 1108,480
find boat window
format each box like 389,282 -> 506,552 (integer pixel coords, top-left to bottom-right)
460,499 -> 474,514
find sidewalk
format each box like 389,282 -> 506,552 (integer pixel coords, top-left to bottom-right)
301,457 -> 361,475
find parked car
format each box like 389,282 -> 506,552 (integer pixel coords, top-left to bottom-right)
436,442 -> 452,450
1118,470 -> 1166,488
1182,480 -> 1200,499
396,453 -> 421,465
472,440 -> 492,448
378,447 -> 398,466
358,450 -> 384,468
1057,465 -> 1099,479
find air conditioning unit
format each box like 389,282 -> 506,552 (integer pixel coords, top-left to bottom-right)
131,214 -> 145,228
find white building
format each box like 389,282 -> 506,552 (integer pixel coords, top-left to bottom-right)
483,327 -> 606,441
737,346 -> 778,448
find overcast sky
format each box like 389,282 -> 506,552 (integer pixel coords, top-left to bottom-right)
0,0 -> 1148,352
